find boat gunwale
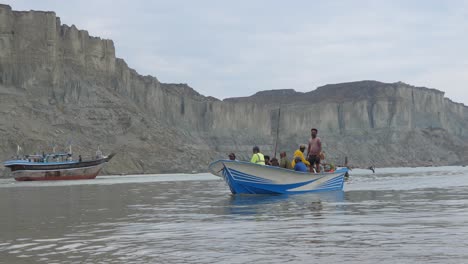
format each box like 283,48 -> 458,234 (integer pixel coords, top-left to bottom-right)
208,159 -> 347,177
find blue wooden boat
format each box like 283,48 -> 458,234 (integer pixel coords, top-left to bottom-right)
208,160 -> 348,195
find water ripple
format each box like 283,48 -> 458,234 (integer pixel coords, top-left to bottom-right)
1,167 -> 468,263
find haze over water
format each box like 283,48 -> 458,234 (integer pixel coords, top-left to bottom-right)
1,166 -> 468,263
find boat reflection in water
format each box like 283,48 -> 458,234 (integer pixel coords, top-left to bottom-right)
225,190 -> 345,217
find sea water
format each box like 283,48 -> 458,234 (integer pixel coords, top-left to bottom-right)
1,166 -> 468,263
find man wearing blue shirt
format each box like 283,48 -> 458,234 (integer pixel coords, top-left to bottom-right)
294,157 -> 308,172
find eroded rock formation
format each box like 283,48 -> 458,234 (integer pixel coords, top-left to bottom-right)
1,4 -> 467,176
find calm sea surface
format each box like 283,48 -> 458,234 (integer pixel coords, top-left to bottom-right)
1,166 -> 468,264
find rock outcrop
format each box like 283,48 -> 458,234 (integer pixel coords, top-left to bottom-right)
1,5 -> 467,177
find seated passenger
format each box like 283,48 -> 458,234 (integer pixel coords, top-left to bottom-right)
264,155 -> 272,165
291,144 -> 311,168
279,151 -> 292,169
270,157 -> 279,166
294,157 -> 308,172
228,153 -> 237,161
250,146 -> 265,165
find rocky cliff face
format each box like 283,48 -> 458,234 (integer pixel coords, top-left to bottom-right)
1,5 -> 467,177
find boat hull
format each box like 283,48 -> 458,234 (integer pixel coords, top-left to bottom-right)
4,154 -> 114,181
12,163 -> 105,181
208,160 -> 347,195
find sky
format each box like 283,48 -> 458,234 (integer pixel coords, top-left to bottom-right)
7,0 -> 468,104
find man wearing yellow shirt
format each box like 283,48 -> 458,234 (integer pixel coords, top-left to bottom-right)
291,144 -> 310,168
250,146 -> 266,165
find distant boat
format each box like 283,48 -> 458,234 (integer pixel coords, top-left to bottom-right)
208,160 -> 348,195
3,152 -> 115,181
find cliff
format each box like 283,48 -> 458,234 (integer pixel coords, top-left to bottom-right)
1,5 -> 467,177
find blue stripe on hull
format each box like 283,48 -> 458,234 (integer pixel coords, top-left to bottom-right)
222,168 -> 276,194
222,166 -> 345,195
317,177 -> 345,189
228,169 -> 274,184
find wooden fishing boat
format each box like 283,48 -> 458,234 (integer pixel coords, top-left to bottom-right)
208,160 -> 347,195
3,152 -> 115,181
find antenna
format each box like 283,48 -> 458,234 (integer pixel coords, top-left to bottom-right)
16,145 -> 22,156
67,139 -> 73,154
96,145 -> 103,159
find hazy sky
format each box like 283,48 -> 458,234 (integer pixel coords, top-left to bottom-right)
7,0 -> 468,104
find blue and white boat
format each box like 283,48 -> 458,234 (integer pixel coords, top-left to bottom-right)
208,160 -> 348,195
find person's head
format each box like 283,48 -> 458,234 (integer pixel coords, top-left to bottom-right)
280,151 -> 286,158
311,128 -> 318,138
228,153 -> 236,160
271,158 -> 279,166
252,146 -> 260,154
264,155 -> 270,162
299,144 -> 306,152
295,156 -> 302,163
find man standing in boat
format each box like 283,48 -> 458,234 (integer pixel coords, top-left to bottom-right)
250,146 -> 265,165
307,128 -> 322,173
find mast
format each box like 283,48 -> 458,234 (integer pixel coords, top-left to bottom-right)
273,107 -> 281,158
